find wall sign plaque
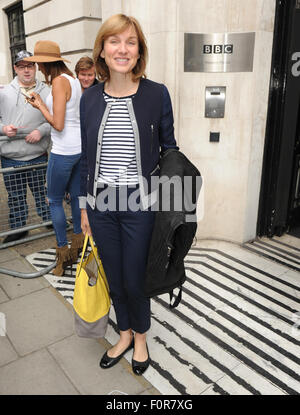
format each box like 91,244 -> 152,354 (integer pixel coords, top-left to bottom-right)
184,32 -> 255,73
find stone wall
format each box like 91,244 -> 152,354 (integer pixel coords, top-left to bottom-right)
0,0 -> 277,243
101,0 -> 276,243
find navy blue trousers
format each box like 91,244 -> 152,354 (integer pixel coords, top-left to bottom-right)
87,186 -> 155,334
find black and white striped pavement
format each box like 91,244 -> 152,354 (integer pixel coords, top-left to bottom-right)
244,236 -> 300,272
26,235 -> 300,395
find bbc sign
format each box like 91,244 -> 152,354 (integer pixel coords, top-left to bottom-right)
184,32 -> 255,72
203,44 -> 233,54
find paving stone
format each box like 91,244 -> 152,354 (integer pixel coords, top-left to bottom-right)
0,286 -> 9,303
0,349 -> 78,395
14,234 -> 57,257
0,337 -> 18,367
0,288 -> 74,356
138,387 -> 161,395
0,257 -> 49,299
0,248 -> 17,264
48,335 -> 148,395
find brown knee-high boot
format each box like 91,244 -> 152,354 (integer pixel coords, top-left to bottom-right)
53,245 -> 72,276
70,232 -> 85,264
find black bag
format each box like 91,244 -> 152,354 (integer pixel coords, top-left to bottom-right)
145,149 -> 201,308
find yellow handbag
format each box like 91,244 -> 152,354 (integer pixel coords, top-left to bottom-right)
73,235 -> 110,338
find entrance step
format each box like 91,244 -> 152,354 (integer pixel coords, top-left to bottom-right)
243,235 -> 300,272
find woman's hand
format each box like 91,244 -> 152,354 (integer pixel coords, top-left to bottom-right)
81,209 -> 92,236
27,92 -> 45,110
25,92 -> 54,130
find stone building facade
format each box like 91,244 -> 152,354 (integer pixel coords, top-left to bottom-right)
1,0 -> 286,244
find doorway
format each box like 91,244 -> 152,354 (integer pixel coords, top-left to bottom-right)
257,0 -> 300,238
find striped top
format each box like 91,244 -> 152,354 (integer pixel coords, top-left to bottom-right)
97,92 -> 139,186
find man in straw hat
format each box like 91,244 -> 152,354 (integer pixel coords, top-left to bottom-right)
0,50 -> 51,243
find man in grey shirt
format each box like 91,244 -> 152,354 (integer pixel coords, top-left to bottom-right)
0,51 -> 51,243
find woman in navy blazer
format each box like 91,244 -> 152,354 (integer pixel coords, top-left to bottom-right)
80,14 -> 178,375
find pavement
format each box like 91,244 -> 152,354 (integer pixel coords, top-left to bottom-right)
0,232 -> 157,396
0,231 -> 299,396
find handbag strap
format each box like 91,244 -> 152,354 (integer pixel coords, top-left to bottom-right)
76,234 -> 90,276
76,234 -> 109,292
88,235 -> 98,260
169,286 -> 182,309
88,236 -> 110,293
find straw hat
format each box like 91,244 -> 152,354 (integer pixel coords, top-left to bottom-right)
24,40 -> 70,63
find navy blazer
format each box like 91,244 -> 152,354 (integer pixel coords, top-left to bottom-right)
79,78 -> 178,210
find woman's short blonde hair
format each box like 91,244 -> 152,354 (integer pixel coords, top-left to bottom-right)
93,14 -> 148,82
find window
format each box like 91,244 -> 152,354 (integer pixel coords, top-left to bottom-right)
5,2 -> 26,73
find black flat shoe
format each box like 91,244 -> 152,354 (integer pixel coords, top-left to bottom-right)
132,344 -> 151,376
99,339 -> 134,369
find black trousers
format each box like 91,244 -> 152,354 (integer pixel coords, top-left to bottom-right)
87,186 -> 155,333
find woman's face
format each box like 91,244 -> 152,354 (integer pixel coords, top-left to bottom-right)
100,25 -> 140,77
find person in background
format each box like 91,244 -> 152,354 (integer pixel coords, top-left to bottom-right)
75,56 -> 98,92
0,50 -> 51,243
24,41 -> 84,275
80,14 -> 178,376
61,56 -> 98,207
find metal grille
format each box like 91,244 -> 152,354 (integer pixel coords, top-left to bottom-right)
0,161 -> 49,230
0,156 -> 72,249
